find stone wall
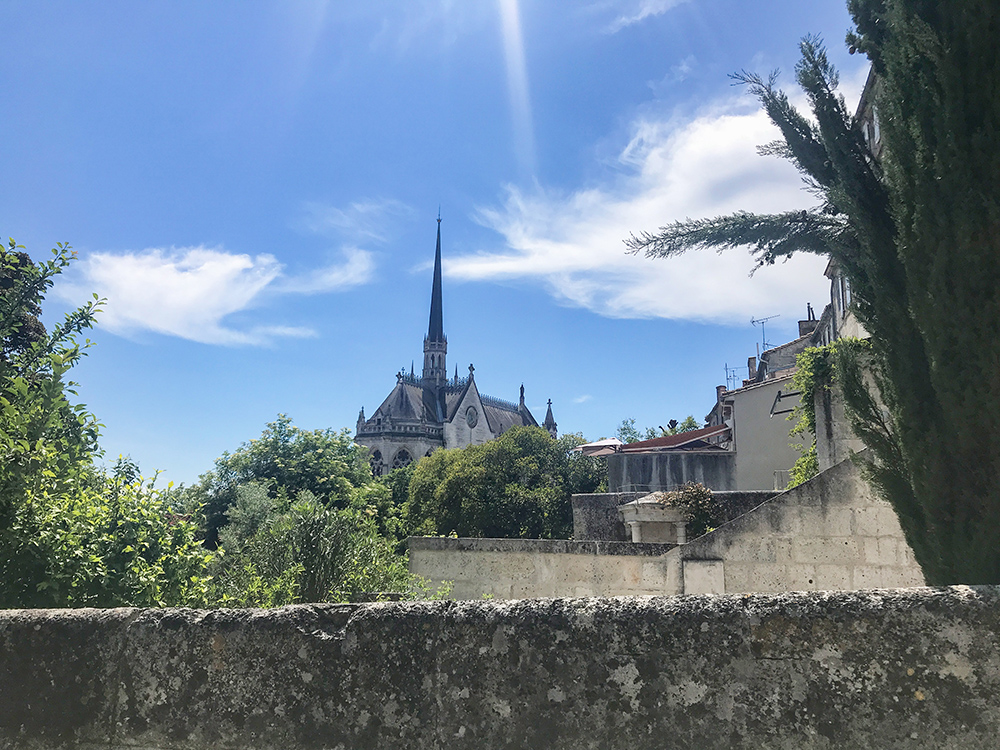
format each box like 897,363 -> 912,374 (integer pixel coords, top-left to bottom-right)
607,450 -> 736,493
675,453 -> 925,594
570,492 -> 642,541
409,537 -> 676,599
569,491 -> 773,543
815,376 -> 867,472
411,456 -> 923,599
710,490 -> 775,524
4,588 -> 1000,749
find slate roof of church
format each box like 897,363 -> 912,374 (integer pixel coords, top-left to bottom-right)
361,374 -> 538,433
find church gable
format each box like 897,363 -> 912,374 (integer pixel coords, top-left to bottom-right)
443,375 -> 495,449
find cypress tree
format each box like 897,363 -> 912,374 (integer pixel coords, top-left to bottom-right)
626,1 -> 1000,583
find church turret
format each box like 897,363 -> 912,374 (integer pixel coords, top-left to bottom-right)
543,399 -> 558,439
422,216 -> 448,385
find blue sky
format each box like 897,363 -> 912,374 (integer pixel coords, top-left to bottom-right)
2,0 -> 869,486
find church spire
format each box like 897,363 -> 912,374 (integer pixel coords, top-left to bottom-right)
422,215 -> 448,386
543,399 -> 558,439
427,214 -> 444,343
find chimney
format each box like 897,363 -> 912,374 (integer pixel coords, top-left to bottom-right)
747,356 -> 757,381
798,303 -> 819,337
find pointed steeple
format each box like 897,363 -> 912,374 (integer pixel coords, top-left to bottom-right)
543,399 -> 558,439
427,215 -> 444,343
422,215 -> 448,387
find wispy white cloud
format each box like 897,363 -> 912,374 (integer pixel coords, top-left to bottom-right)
648,55 -> 697,94
58,243 -> 373,346
279,247 -> 375,294
300,198 -> 414,242
604,0 -> 690,33
497,0 -> 536,176
448,93 -> 833,324
574,394 -> 594,404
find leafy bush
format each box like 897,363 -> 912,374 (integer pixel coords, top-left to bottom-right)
210,485 -> 416,606
1,462 -> 213,608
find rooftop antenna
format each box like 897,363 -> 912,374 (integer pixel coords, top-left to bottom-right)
751,314 -> 780,352
724,362 -> 746,391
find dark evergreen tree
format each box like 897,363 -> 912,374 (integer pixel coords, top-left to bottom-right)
625,2 -> 1000,584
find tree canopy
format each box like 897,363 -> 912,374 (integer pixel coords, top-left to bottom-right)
174,415 -> 372,548
626,2 -> 1000,584
404,427 -> 604,539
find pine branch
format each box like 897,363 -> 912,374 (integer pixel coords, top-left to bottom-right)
624,209 -> 850,268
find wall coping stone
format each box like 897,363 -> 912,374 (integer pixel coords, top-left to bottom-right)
408,536 -> 676,556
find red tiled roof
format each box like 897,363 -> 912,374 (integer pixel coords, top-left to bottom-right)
619,423 -> 731,452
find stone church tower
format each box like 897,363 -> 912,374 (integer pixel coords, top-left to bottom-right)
355,218 -> 556,476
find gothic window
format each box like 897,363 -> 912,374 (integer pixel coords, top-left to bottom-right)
370,450 -> 384,477
391,449 -> 413,470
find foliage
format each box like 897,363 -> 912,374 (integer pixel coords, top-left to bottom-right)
210,485 -> 414,606
0,241 -> 218,608
667,416 -> 701,435
626,6 -> 1000,584
405,426 -> 587,539
0,240 -> 102,510
616,416 -> 700,443
1,459 -> 213,608
616,418 -> 643,444
655,483 -> 718,539
559,432 -> 607,495
786,338 -> 871,488
176,414 -> 373,547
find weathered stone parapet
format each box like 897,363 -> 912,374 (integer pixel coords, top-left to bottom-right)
408,536 -> 674,556
408,537 -> 677,599
3,588 -> 1000,749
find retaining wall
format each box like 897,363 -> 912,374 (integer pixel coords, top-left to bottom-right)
4,588 -> 1000,749
408,537 -> 676,599
570,492 -> 641,541
675,453 -> 925,594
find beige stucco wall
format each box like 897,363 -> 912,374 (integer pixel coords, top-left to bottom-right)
410,455 -> 924,599
731,376 -> 807,491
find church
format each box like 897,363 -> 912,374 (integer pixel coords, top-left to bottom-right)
355,218 -> 557,476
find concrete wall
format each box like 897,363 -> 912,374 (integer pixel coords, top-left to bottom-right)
409,537 -> 676,599
571,492 -> 642,541
607,450 -> 736,493
5,589 -> 1000,749
674,453 -> 924,594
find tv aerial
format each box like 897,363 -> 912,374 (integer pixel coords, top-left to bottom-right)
751,314 -> 780,355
